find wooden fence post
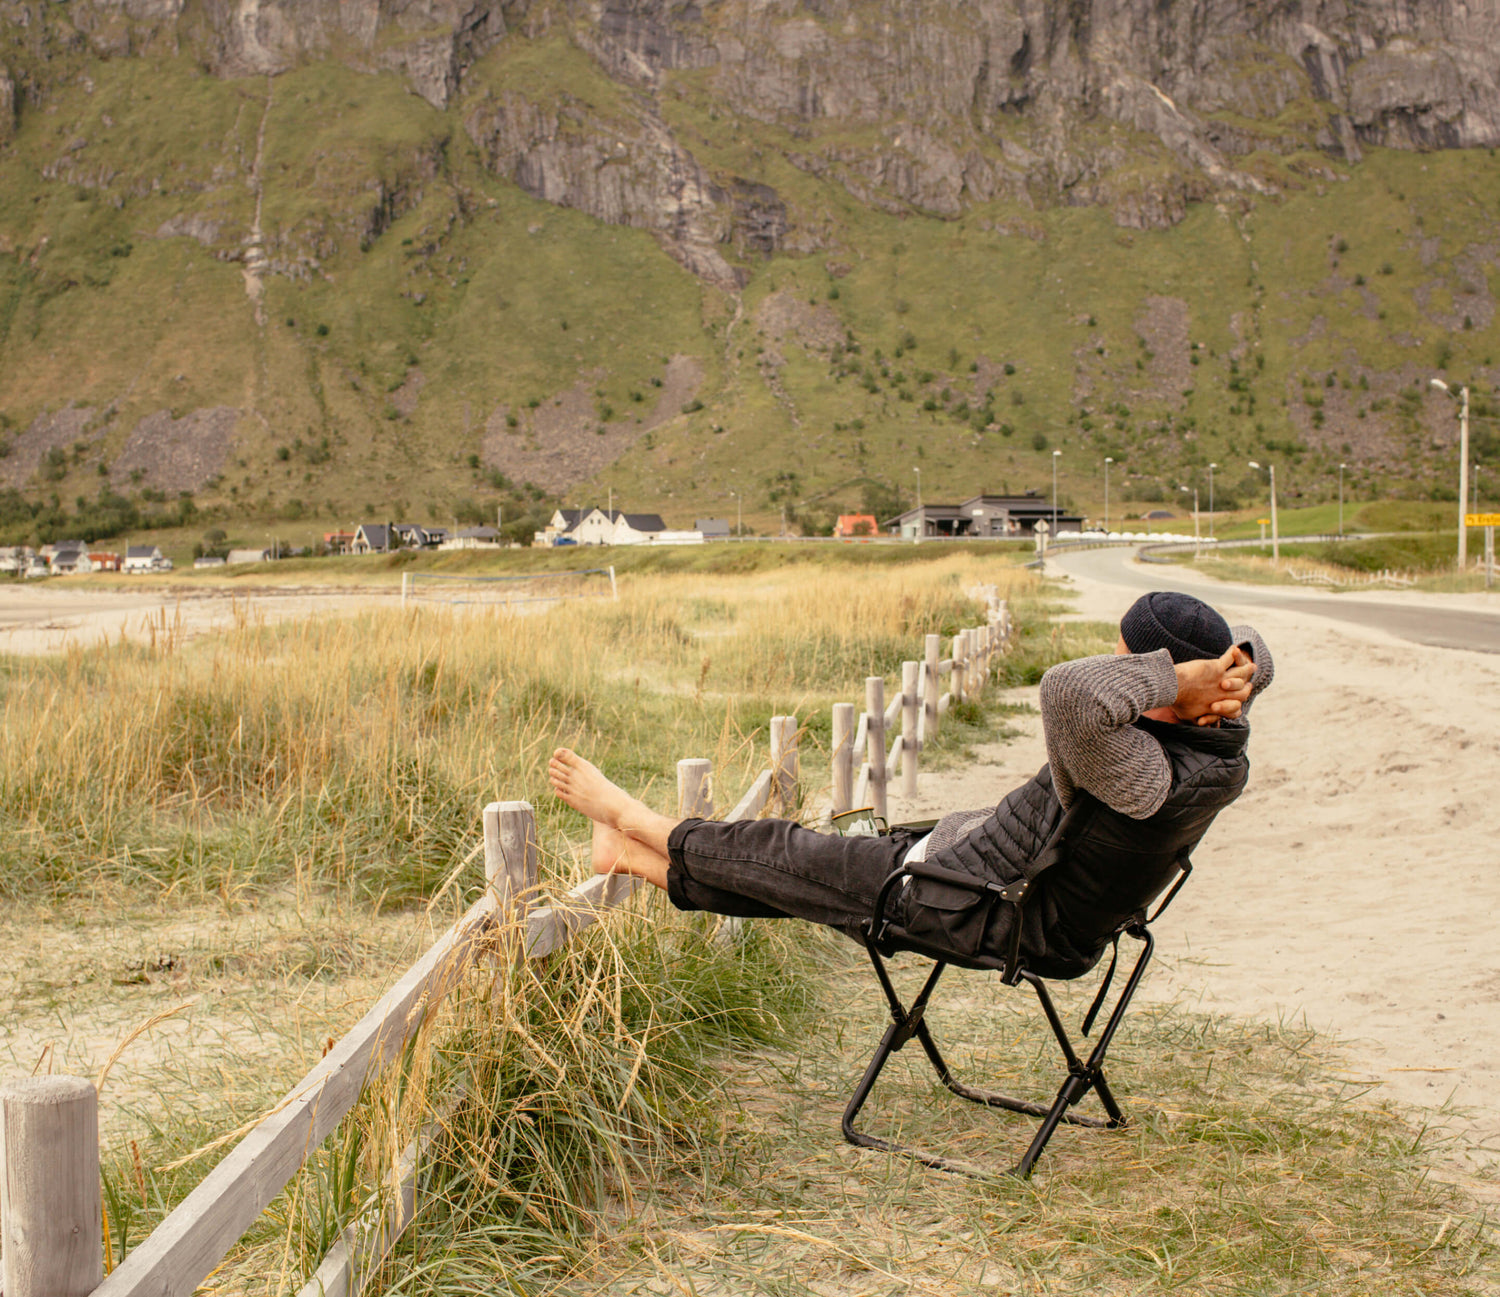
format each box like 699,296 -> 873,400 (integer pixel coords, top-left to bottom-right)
900,661 -> 920,796
865,676 -> 887,823
769,715 -> 799,815
831,703 -> 855,815
950,633 -> 966,705
677,758 -> 714,818
923,633 -> 941,740
1,1077 -> 103,1297
484,801 -> 538,923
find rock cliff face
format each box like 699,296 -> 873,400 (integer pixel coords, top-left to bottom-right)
6,0 -> 1500,272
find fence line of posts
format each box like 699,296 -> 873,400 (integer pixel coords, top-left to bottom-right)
0,590 -> 1012,1297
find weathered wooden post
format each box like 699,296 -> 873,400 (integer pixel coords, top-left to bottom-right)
1,1077 -> 103,1297
923,633 -> 941,740
484,800 -> 539,925
950,633 -> 966,706
677,758 -> 714,818
831,702 -> 855,815
900,660 -> 920,796
769,715 -> 799,815
865,676 -> 887,823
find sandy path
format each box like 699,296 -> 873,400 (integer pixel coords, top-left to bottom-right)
895,561 -> 1500,1171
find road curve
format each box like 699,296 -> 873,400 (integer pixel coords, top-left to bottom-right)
1049,545 -> 1500,654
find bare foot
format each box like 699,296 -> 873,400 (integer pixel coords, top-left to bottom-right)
549,748 -> 641,830
592,821 -> 630,876
591,819 -> 669,890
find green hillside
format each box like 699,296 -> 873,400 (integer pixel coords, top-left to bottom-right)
1,21 -> 1498,543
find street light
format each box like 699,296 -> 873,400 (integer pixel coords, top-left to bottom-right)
729,489 -> 741,539
1207,462 -> 1217,539
913,466 -> 922,542
1179,484 -> 1200,558
1431,377 -> 1470,569
1052,449 -> 1061,536
1104,456 -> 1114,534
1247,460 -> 1279,565
1338,462 -> 1346,538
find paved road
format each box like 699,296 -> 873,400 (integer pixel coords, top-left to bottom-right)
1050,545 -> 1500,654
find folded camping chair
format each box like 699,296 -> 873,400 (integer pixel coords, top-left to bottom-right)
842,845 -> 1193,1179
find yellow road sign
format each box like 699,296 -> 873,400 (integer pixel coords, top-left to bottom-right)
1256,518 -> 1270,525
1466,513 -> 1500,527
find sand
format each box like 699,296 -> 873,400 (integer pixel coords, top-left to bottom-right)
0,584 -> 405,654
890,557 -> 1500,1174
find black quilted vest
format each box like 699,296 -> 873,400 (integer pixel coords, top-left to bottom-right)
900,718 -> 1250,979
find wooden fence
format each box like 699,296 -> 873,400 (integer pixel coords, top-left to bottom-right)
0,592 -> 1011,1297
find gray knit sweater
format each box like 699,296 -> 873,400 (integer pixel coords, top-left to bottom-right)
925,626 -> 1274,855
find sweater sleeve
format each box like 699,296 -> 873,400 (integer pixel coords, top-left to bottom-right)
1229,624 -> 1275,713
1039,650 -> 1179,819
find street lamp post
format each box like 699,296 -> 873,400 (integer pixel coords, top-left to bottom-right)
1180,485 -> 1200,558
913,466 -> 922,542
1207,462 -> 1217,539
1338,462 -> 1346,538
730,489 -> 741,539
1052,449 -> 1061,536
1104,456 -> 1113,534
1248,460 -> 1278,565
1431,378 -> 1470,569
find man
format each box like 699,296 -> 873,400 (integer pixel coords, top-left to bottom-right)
549,591 -> 1272,976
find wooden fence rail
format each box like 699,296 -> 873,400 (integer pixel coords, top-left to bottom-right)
0,593 -> 1011,1297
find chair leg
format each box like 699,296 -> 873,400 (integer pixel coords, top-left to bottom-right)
842,933 -> 1155,1177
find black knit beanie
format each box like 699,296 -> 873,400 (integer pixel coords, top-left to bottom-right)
1119,591 -> 1232,664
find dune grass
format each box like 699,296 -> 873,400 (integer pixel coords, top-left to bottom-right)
0,552 -> 1029,906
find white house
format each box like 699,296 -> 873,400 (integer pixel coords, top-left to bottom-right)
123,545 -> 165,573
608,512 -> 668,544
227,548 -> 272,565
440,526 -> 502,550
542,508 -> 672,546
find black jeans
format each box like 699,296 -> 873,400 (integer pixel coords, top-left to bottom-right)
666,817 -> 923,942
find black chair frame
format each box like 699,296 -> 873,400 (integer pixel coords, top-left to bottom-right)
842,856 -> 1191,1178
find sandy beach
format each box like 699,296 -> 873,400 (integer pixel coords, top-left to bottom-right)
891,554 -> 1500,1175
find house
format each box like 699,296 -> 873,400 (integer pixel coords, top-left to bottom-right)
543,508 -> 611,546
193,555 -> 227,569
834,514 -> 878,538
352,522 -> 439,553
50,542 -> 91,574
323,530 -> 355,555
883,491 -> 1084,540
52,552 -> 90,574
227,548 -> 272,564
608,512 -> 668,545
123,545 -> 165,573
88,552 -> 121,572
440,526 -> 502,550
392,523 -> 436,548
351,523 -> 392,554
695,518 -> 730,540
0,547 -> 28,575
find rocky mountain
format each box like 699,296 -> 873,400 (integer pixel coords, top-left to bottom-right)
1,0 -> 1498,535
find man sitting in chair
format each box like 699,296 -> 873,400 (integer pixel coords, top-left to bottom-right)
549,591 -> 1272,978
